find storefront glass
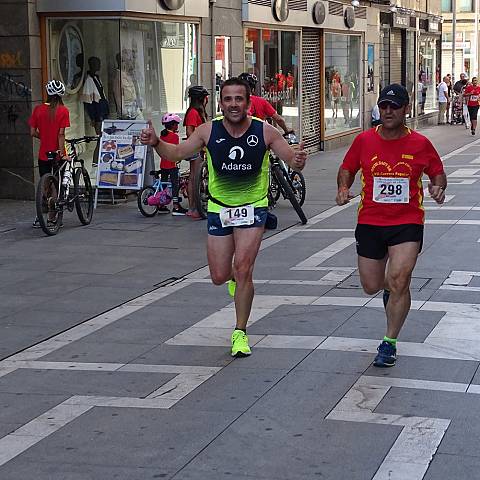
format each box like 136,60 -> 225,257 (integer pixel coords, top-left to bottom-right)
419,35 -> 439,115
48,18 -> 198,177
244,28 -> 299,132
324,33 -> 361,136
405,31 -> 416,117
214,36 -> 232,114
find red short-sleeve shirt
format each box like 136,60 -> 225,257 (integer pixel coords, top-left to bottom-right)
341,127 -> 445,226
160,130 -> 180,169
29,103 -> 70,161
183,108 -> 204,128
464,85 -> 480,107
249,95 -> 276,120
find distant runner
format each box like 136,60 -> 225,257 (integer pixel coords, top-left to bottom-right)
336,84 -> 447,367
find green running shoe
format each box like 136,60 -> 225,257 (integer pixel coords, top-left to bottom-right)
231,329 -> 251,357
227,279 -> 236,298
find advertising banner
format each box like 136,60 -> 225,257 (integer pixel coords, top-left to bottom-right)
96,120 -> 148,190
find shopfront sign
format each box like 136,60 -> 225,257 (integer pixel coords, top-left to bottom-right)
344,7 -> 355,29
312,1 -> 326,25
428,20 -> 439,32
393,14 -> 409,28
272,0 -> 289,22
96,120 -> 149,191
159,0 -> 184,10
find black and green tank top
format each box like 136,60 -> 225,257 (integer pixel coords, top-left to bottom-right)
206,117 -> 270,213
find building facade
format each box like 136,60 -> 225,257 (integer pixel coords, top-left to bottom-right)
441,0 -> 480,80
0,0 -> 442,199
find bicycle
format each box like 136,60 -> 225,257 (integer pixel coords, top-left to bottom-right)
268,132 -> 307,224
137,169 -> 190,217
35,136 -> 97,236
195,160 -> 209,219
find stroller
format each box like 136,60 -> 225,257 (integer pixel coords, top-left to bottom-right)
451,92 -> 464,124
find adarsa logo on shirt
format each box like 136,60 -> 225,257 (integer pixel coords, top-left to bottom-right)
221,162 -> 252,171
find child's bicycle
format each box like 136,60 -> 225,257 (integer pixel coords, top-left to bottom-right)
138,169 -> 190,217
35,136 -> 97,236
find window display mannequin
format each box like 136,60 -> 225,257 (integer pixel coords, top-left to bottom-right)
113,52 -> 142,120
81,56 -> 109,135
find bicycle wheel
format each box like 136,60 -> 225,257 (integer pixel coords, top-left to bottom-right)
137,187 -> 158,217
271,164 -> 307,225
290,170 -> 306,206
35,173 -> 63,236
74,167 -> 94,225
195,160 -> 209,219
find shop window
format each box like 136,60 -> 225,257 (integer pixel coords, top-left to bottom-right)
419,36 -> 439,115
324,33 -> 361,136
244,28 -> 300,133
405,31 -> 416,117
441,0 -> 452,12
214,36 -> 232,115
458,0 -> 474,11
48,18 -> 198,179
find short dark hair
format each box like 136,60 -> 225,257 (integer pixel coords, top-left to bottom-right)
220,78 -> 250,103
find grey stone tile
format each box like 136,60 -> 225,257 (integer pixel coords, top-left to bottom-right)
227,348 -> 311,372
178,415 -> 400,480
333,309 -> 443,342
366,356 -> 478,383
174,367 -> 285,413
0,392 -> 69,426
437,418 -> 480,458
0,294 -> 45,317
0,309 -> 90,329
253,284 -> 333,297
0,462 -> 175,480
429,288 -> 480,304
296,350 -> 374,375
375,388 -> 480,420
16,407 -> 239,473
0,369 -> 176,397
0,325 -> 58,360
133,344 -> 233,368
249,371 -> 357,417
249,305 -> 359,336
0,422 -> 20,437
424,453 -> 480,480
150,284 -> 233,309
41,341 -> 156,364
175,470 -> 273,480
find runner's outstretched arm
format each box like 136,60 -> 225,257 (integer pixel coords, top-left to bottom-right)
265,123 -> 306,171
141,120 -> 207,162
336,167 -> 355,205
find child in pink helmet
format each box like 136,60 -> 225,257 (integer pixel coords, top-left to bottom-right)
159,113 -> 187,215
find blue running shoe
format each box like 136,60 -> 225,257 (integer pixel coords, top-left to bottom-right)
382,289 -> 390,309
373,340 -> 397,367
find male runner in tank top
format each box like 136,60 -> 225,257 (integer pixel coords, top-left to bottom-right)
141,78 -> 307,357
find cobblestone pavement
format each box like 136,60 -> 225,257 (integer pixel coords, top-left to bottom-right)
0,124 -> 479,479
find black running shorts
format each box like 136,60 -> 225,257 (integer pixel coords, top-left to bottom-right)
468,105 -> 479,121
355,224 -> 424,260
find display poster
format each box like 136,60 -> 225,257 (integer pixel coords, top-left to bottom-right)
96,120 -> 148,190
367,44 -> 375,93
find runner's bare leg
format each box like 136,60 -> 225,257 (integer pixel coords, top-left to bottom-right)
207,234 -> 234,286
384,242 -> 420,338
357,255 -> 388,294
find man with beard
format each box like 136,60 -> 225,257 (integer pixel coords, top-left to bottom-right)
141,77 -> 307,358
335,84 -> 446,367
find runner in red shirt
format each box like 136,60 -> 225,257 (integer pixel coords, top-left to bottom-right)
238,73 -> 293,135
336,84 -> 447,368
29,79 -> 70,228
159,113 -> 187,215
184,85 -> 209,219
463,77 -> 480,135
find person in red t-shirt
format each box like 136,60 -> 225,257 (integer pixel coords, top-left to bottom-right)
336,84 -> 447,368
463,77 -> 480,135
275,69 -> 286,91
184,85 -> 209,219
158,113 -> 187,216
29,79 -> 70,228
238,73 -> 293,135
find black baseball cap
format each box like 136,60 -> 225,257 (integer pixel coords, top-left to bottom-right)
377,84 -> 410,107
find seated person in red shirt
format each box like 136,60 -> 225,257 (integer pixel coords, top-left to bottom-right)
238,73 -> 293,135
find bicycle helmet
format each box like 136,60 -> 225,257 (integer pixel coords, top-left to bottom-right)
46,80 -> 66,97
188,85 -> 209,99
162,113 -> 182,124
239,73 -> 258,91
